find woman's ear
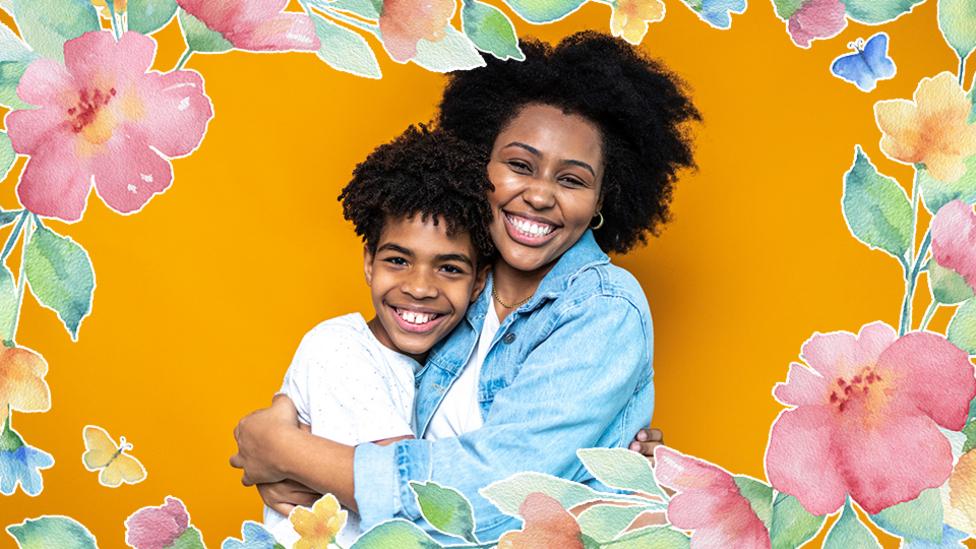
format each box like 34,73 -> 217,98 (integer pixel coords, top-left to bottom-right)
363,244 -> 374,287
471,264 -> 490,302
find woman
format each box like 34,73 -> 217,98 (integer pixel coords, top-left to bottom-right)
231,31 -> 699,541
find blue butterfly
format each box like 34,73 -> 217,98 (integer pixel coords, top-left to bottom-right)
681,0 -> 747,29
830,33 -> 896,92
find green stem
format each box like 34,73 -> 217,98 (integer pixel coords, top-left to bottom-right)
310,1 -> 380,32
1,211 -> 28,262
107,0 -> 121,40
899,229 -> 931,336
7,216 -> 31,344
174,48 -> 194,71
919,300 -> 939,331
960,55 -> 967,87
899,171 -> 922,335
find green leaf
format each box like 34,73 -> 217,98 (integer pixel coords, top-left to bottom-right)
578,448 -> 665,498
6,516 -> 98,549
24,224 -> 95,340
963,419 -> 976,453
0,210 -> 20,227
480,472 -> 608,517
842,146 -> 914,262
0,60 -> 32,110
0,263 -> 18,342
844,0 -> 925,24
408,481 -> 477,543
178,8 -> 232,53
939,0 -> 976,59
501,0 -> 587,23
948,298 -> 976,354
310,12 -> 381,79
600,526 -> 691,548
410,25 -> 485,72
128,0 -> 178,35
920,158 -> 976,214
327,0 -> 380,19
461,0 -> 524,61
11,0 -> 99,61
734,475 -> 773,531
350,519 -> 441,549
0,131 -> 16,181
166,526 -> 205,549
929,259 -> 974,305
823,502 -> 881,549
770,493 -> 825,549
868,489 -> 942,542
771,0 -> 805,19
576,504 -> 648,543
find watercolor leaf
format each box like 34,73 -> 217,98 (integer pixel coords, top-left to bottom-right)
349,519 -> 441,548
0,263 -> 18,342
0,23 -> 36,110
166,526 -> 205,549
220,521 -> 285,549
409,481 -> 477,543
842,146 -> 913,262
868,489 -> 942,542
734,476 -> 774,530
23,224 -> 95,340
575,504 -> 648,543
769,492 -> 826,549
410,26 -> 485,72
578,448 -> 666,498
128,0 -> 178,35
919,158 -> 976,214
461,0 -> 524,61
0,131 -> 16,181
678,0 -> 747,29
0,210 -> 19,227
310,11 -> 382,79
928,259 -> 974,305
900,524 -> 970,548
771,0 -> 803,19
938,0 -> 976,59
328,0 -> 380,19
598,526 -> 691,548
178,8 -> 232,53
948,298 -> 976,355
10,0 -> 99,61
481,472 -> 607,517
843,0 -> 924,24
6,516 -> 97,549
823,501 -> 882,548
501,0 -> 587,23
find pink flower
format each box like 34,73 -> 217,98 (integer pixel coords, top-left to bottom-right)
176,0 -> 319,52
497,493 -> 584,549
932,200 -> 976,292
785,0 -> 846,48
379,0 -> 455,62
5,31 -> 213,222
125,496 -> 189,549
654,446 -> 770,548
766,322 -> 976,516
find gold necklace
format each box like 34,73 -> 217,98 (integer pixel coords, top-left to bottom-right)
491,285 -> 532,309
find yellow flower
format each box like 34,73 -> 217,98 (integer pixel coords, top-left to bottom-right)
875,72 -> 976,183
947,449 -> 976,536
291,494 -> 348,548
610,0 -> 665,45
91,0 -> 127,17
0,345 -> 50,424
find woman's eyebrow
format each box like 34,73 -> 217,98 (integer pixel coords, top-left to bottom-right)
503,142 -> 596,177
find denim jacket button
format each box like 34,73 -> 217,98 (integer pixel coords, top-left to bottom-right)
502,333 -> 516,344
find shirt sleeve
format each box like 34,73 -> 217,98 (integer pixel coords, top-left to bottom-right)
353,294 -> 654,540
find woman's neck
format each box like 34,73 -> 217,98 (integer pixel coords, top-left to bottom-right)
490,258 -> 555,322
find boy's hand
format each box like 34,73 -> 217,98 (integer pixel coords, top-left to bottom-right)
230,394 -> 300,485
628,428 -> 664,464
258,479 -> 321,516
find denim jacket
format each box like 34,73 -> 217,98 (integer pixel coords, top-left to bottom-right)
353,230 -> 655,542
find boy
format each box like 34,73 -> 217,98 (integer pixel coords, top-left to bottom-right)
263,125 -> 494,545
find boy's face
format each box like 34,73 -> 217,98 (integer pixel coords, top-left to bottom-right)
365,214 -> 488,362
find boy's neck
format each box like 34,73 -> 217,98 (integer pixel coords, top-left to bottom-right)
366,316 -> 428,364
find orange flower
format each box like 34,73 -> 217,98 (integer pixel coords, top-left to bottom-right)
947,449 -> 976,536
875,72 -> 976,183
0,346 -> 50,424
497,493 -> 583,549
290,494 -> 347,549
609,0 -> 665,45
379,0 -> 455,62
92,0 -> 127,15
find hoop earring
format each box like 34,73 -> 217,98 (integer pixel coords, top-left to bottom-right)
590,211 -> 604,230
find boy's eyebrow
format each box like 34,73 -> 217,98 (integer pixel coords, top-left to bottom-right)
436,253 -> 473,267
503,142 -> 596,177
376,243 -> 414,256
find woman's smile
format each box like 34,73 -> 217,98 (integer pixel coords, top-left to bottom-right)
503,211 -> 560,246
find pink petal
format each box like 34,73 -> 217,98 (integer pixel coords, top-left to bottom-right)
91,129 -> 173,214
787,0 -> 846,48
64,31 -> 156,86
124,497 -> 189,549
834,411 -> 954,514
175,0 -> 242,32
773,362 -> 829,407
932,200 -> 976,292
230,12 -> 319,51
16,132 -> 92,222
765,406 -> 848,516
379,0 -> 455,62
15,58 -> 75,108
798,323 -> 896,381
139,70 -> 213,157
878,331 -> 976,430
6,107 -> 69,155
655,446 -> 727,491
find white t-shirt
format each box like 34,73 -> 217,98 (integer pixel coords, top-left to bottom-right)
264,313 -> 420,546
424,304 -> 500,439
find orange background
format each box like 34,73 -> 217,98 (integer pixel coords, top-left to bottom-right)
0,1 -> 966,547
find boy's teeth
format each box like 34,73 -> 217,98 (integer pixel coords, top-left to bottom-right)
397,309 -> 435,325
509,215 -> 553,237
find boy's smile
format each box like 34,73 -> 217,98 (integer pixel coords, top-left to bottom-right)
365,214 -> 487,362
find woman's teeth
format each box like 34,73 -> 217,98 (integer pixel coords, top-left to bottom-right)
395,308 -> 438,324
508,214 -> 554,237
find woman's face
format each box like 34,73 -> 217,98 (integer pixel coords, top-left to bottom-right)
487,103 -> 605,274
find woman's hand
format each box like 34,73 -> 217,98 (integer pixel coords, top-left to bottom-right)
230,394 -> 301,485
629,427 -> 664,464
258,479 -> 322,516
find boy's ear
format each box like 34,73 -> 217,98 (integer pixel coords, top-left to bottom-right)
363,244 -> 374,287
471,264 -> 490,303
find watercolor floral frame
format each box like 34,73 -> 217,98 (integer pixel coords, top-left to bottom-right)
1,0 -> 975,547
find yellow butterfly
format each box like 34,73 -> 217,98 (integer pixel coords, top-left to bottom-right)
82,425 -> 147,487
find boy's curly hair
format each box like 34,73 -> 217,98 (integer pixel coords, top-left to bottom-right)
339,125 -> 495,265
438,31 -> 700,254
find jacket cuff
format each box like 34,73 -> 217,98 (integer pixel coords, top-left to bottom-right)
353,442 -> 399,529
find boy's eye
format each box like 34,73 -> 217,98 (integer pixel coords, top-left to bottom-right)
384,257 -> 408,266
440,264 -> 466,275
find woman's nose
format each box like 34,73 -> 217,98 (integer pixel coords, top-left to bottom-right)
521,179 -> 556,210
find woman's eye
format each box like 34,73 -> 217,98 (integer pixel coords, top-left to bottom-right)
559,175 -> 586,187
507,160 -> 532,173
